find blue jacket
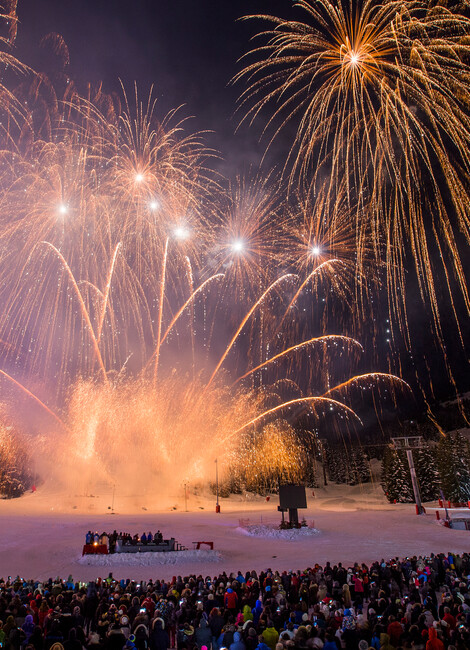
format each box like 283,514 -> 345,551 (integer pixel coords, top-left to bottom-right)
252,600 -> 263,625
229,632 -> 246,650
255,643 -> 270,650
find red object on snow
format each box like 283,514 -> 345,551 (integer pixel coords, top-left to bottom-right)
266,496 -> 270,502
194,541 -> 214,550
312,491 -> 315,497
31,485 -> 36,492
82,544 -> 108,556
436,510 -> 440,520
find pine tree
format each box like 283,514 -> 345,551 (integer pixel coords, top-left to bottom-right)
349,448 -> 371,485
325,444 -> 371,485
381,446 -> 414,503
302,455 -> 319,487
0,427 -> 33,499
325,445 -> 350,483
414,443 -> 440,502
438,433 -> 470,503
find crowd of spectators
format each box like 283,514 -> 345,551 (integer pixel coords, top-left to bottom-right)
1,552 -> 470,650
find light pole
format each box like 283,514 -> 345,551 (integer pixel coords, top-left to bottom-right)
319,439 -> 328,486
215,458 -> 220,513
183,481 -> 189,512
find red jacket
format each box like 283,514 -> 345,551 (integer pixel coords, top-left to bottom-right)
387,620 -> 403,646
426,628 -> 445,650
224,590 -> 238,609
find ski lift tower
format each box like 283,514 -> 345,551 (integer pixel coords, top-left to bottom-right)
391,435 -> 425,515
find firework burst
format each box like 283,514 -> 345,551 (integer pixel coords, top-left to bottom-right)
0,19 -> 412,497
236,0 -> 470,382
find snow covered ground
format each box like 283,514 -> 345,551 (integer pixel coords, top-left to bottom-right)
1,480 -> 470,582
236,525 -> 320,540
77,549 -> 223,568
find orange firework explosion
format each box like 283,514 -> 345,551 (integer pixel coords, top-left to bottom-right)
236,0 -> 470,394
0,21 -> 411,496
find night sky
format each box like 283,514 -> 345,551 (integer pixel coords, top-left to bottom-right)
10,0 -> 470,401
15,0 -> 294,175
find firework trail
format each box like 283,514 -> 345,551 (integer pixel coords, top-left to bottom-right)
0,21 -> 411,496
235,0 -> 470,392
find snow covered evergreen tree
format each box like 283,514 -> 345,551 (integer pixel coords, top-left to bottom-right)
437,432 -> 470,503
324,444 -> 371,485
302,457 -> 319,487
381,446 -> 414,503
414,443 -> 440,502
0,425 -> 33,498
325,444 -> 349,483
349,448 -> 371,485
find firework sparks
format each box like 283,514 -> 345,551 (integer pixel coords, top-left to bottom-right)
0,24 -> 411,495
236,0 -> 470,384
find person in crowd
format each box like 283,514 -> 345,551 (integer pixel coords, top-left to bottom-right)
2,552 -> 470,649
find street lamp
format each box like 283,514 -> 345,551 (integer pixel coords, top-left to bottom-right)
215,458 -> 220,513
183,480 -> 189,512
319,438 -> 328,486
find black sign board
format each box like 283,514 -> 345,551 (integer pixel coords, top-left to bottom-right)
279,484 -> 307,510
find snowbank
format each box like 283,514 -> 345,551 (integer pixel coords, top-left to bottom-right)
77,550 -> 222,567
236,525 -> 320,540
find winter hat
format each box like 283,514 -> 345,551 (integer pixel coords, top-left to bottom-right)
50,644 -> 64,650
